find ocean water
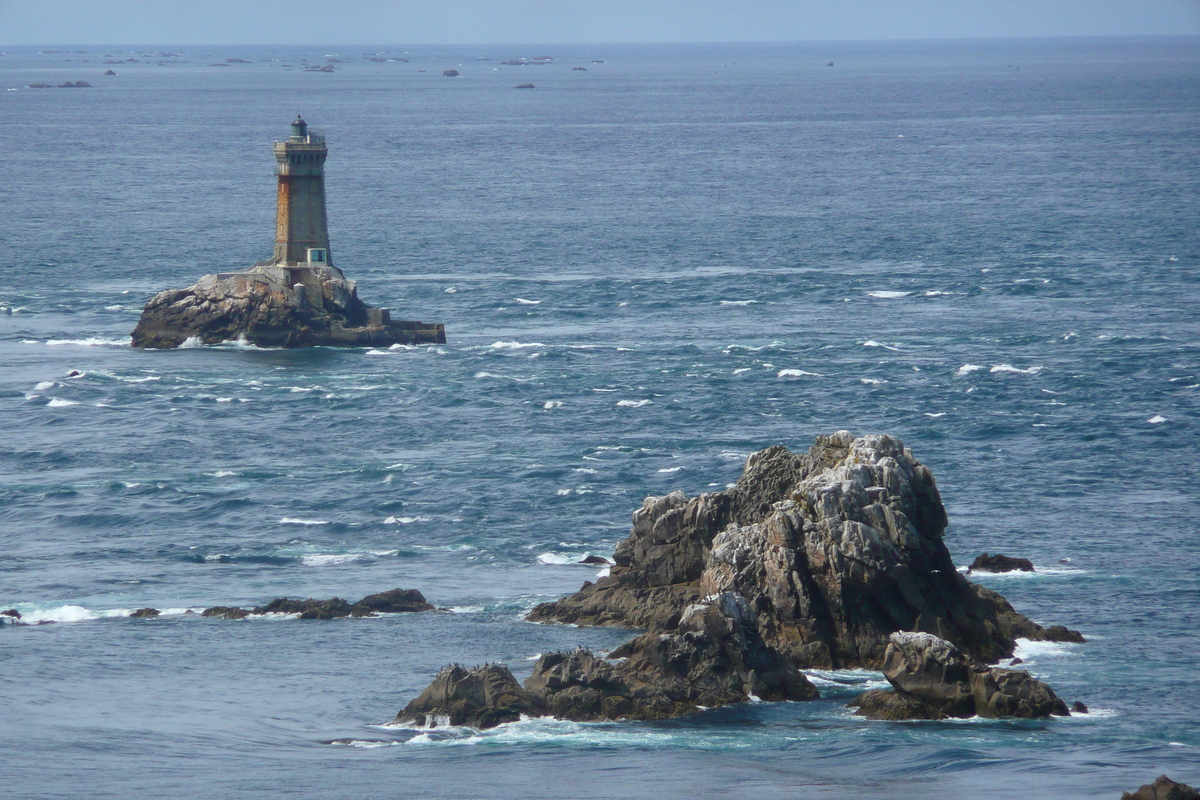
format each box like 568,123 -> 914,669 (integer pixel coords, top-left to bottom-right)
1,38 -> 1198,799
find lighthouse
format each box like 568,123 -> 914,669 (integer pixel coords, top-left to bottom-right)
272,115 -> 331,266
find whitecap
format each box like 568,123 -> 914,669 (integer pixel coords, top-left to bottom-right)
556,489 -> 572,496
924,290 -> 955,296
1012,637 -> 1075,663
572,468 -> 597,474
212,470 -> 237,478
489,341 -> 545,350
384,516 -> 430,524
990,364 -> 1043,374
279,517 -> 330,526
657,466 -> 682,474
47,398 -> 80,407
861,378 -> 884,385
862,340 -> 902,351
867,291 -> 911,299
543,401 -> 563,409
45,337 -> 128,347
216,397 -> 233,403
444,287 -> 458,293
514,298 -> 541,305
104,304 -> 127,311
365,349 -> 389,355
719,300 -> 757,306
778,369 -> 822,378
301,553 -> 368,566
537,552 -> 577,565
1147,415 -> 1168,424
956,364 -> 985,376
388,343 -> 415,351
33,380 -> 55,391
925,412 -> 946,418
731,368 -> 751,375
616,399 -> 652,407
177,336 -> 203,348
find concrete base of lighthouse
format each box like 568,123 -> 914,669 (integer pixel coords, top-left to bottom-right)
131,262 -> 445,349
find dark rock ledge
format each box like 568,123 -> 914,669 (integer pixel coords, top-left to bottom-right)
969,552 -> 1035,573
202,588 -> 434,620
394,592 -> 818,729
530,431 -> 1084,669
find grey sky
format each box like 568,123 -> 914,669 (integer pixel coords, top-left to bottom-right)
2,0 -> 1198,45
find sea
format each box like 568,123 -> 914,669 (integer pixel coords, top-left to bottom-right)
1,38 -> 1197,800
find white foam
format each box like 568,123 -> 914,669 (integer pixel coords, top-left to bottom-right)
778,369 -> 822,377
867,291 -> 911,299
543,401 -> 563,409
16,605 -> 134,624
616,399 -> 652,407
489,341 -> 544,349
301,553 -> 368,566
595,567 -> 611,578
45,337 -> 128,347
330,739 -> 399,749
384,516 -> 430,524
925,412 -> 946,418
537,552 -> 577,565
1012,637 -> 1074,663
956,364 -> 985,376
862,340 -> 902,351
556,489 -> 572,496
177,336 -> 203,348
514,298 -> 541,305
924,290 -> 955,296
444,287 -> 458,293
990,364 -> 1043,375
212,470 -> 237,478
731,368 -> 751,375
114,375 -> 160,383
657,466 -> 682,474
861,378 -> 884,385
572,468 -> 597,474
47,398 -> 79,407
33,380 -> 55,391
1148,415 -> 1168,424
216,397 -> 232,403
279,517 -> 330,526
719,300 -> 757,306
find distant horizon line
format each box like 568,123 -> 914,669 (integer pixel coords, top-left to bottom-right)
5,33 -> 1199,49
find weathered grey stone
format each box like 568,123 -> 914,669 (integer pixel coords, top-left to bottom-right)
132,264 -> 444,349
531,432 -> 1083,669
395,664 -> 548,729
852,632 -> 1070,720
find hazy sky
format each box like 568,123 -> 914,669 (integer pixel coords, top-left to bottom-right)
2,0 -> 1199,45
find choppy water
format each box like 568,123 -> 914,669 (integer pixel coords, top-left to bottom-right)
1,38 -> 1198,799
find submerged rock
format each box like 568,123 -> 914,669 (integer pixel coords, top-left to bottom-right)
969,552 -> 1035,573
849,632 -> 1070,720
396,593 -> 818,729
131,265 -> 444,349
531,432 -> 1082,668
201,588 -> 434,620
1120,776 -> 1200,800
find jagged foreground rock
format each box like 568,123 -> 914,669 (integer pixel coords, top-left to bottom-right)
531,431 -> 1082,669
131,265 -> 444,349
395,593 -> 818,729
849,632 -> 1070,720
1120,776 -> 1200,800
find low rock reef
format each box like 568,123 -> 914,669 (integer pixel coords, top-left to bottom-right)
1121,776 -> 1199,800
530,431 -> 1083,670
395,592 -> 818,729
849,631 -> 1070,720
131,264 -> 444,349
968,552 -> 1035,573
201,588 -> 434,620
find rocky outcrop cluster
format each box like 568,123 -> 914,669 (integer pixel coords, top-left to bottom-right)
202,588 -> 434,620
395,592 -> 818,729
531,432 -> 1082,669
1120,776 -> 1200,800
131,264 -> 444,349
849,632 -> 1070,720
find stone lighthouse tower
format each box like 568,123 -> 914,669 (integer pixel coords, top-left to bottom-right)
272,115 -> 331,266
